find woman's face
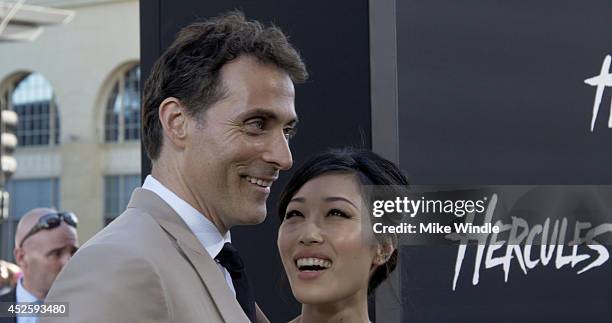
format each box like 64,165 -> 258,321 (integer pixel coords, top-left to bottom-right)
277,172 -> 379,304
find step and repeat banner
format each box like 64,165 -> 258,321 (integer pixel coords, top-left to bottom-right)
397,1 -> 612,322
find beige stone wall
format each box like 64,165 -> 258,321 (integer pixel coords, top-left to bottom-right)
0,0 -> 140,243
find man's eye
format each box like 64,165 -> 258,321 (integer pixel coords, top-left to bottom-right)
284,127 -> 297,139
245,119 -> 265,133
284,210 -> 303,220
328,209 -> 350,218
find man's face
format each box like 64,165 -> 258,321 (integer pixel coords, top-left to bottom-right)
18,223 -> 78,298
182,55 -> 297,232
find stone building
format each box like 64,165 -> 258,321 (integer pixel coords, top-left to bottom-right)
0,0 -> 140,259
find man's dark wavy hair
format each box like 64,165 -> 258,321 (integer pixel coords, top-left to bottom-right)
142,11 -> 308,160
278,148 -> 408,294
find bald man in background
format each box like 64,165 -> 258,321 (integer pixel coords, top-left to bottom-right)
0,208 -> 79,323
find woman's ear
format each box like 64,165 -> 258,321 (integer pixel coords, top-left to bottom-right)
373,242 -> 395,266
158,97 -> 188,149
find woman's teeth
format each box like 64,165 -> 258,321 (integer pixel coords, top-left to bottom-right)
296,257 -> 332,270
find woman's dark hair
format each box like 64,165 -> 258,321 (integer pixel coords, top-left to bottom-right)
278,148 -> 409,294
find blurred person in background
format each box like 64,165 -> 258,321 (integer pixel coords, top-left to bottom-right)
0,260 -> 21,292
0,208 -> 79,323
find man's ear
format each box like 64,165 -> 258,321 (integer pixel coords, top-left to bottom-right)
13,248 -> 26,270
373,242 -> 395,266
158,97 -> 189,149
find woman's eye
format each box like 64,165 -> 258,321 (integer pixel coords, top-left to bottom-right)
328,209 -> 350,218
284,210 -> 303,220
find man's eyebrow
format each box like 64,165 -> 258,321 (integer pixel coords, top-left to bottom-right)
45,244 -> 79,255
241,108 -> 298,125
45,247 -> 63,256
287,118 -> 298,127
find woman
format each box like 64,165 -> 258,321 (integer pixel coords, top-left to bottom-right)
277,148 -> 407,323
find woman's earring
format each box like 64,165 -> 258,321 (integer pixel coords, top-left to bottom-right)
375,249 -> 387,265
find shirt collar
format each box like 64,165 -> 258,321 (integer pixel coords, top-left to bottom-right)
142,175 -> 231,258
16,277 -> 39,303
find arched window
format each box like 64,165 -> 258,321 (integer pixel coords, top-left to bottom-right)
104,65 -> 140,142
6,73 -> 60,147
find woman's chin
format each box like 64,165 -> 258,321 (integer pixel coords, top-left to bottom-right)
295,292 -> 335,305
291,283 -> 339,305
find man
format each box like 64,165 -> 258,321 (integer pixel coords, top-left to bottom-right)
0,208 -> 79,323
43,11 -> 307,323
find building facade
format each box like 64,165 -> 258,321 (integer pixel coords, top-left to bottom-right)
0,0 -> 140,260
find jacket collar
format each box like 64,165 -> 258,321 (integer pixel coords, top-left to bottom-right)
127,188 -> 250,323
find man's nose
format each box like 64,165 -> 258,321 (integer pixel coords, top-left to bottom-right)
262,130 -> 293,170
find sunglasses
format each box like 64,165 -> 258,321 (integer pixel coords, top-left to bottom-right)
19,212 -> 78,248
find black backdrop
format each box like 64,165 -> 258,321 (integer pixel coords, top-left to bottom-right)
397,1 -> 612,322
398,0 -> 612,185
140,1 -> 372,322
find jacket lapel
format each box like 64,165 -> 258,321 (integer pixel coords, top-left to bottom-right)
127,189 -> 250,323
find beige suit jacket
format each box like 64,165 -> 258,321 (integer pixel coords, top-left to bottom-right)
41,188 -> 269,323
